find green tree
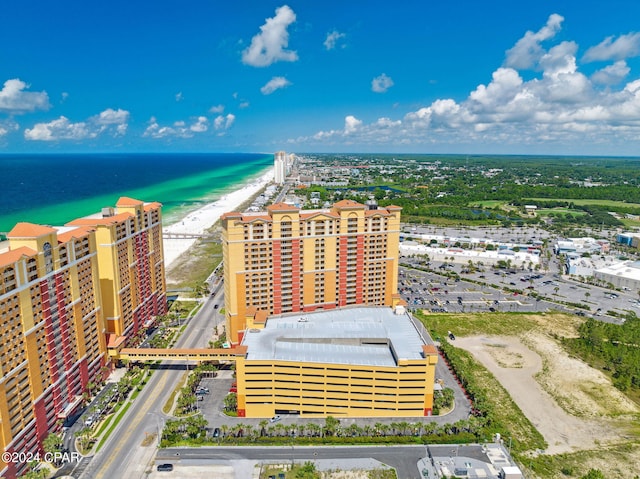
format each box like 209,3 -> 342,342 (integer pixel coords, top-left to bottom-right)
185,415 -> 207,439
259,419 -> 268,437
295,461 -> 320,479
19,463 -> 48,479
224,392 -> 237,412
323,416 -> 340,437
42,432 -> 63,459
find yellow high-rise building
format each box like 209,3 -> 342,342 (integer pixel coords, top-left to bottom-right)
68,197 -> 167,356
222,198 -> 437,419
221,200 -> 402,345
0,223 -> 106,478
0,197 -> 166,477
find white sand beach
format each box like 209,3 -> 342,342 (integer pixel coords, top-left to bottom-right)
163,169 -> 274,269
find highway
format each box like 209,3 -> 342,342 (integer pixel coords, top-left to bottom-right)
75,285 -> 224,479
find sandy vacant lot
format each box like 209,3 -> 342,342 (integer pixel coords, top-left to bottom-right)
455,329 -> 640,466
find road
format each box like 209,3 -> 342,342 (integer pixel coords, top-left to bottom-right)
76,286 -> 225,479
156,445 -> 427,479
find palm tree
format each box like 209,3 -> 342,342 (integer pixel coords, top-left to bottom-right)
423,422 -> 437,436
230,423 -> 245,439
75,427 -> 93,453
306,423 -> 321,438
273,423 -> 286,437
42,432 -> 63,465
185,415 -> 207,439
323,416 -> 340,437
259,419 -> 268,437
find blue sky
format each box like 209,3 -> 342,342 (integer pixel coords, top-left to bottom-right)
2,0 -> 640,155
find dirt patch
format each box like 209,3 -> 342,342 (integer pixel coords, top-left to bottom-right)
455,334 -> 639,455
485,343 -> 526,368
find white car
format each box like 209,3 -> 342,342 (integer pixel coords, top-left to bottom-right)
269,415 -> 281,423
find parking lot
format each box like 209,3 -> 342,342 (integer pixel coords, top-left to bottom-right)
400,253 -> 631,324
399,263 -> 545,315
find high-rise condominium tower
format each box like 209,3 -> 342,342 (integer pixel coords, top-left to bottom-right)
221,199 -> 401,344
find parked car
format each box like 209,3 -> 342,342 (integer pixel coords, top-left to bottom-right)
213,427 -> 220,438
270,415 -> 281,423
157,464 -> 174,472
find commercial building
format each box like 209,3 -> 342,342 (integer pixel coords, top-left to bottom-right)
68,197 -> 167,357
594,260 -> 640,291
553,237 -> 610,255
236,306 -> 438,418
221,200 -> 402,345
617,232 -> 640,248
0,197 -> 165,477
0,223 -> 106,478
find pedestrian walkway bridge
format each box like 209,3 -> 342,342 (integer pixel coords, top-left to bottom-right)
163,232 -> 214,239
118,346 -> 247,362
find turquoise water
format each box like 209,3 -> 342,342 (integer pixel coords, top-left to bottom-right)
0,153 -> 273,232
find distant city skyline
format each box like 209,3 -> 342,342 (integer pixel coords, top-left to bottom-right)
1,0 -> 640,156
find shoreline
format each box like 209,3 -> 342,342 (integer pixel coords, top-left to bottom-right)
162,168 -> 274,269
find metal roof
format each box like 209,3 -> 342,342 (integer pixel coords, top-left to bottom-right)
242,306 -> 429,367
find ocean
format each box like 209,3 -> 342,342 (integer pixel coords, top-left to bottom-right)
0,153 -> 274,233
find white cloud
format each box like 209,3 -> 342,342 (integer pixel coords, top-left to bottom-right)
293,14 -> 640,151
0,120 -> 18,137
24,117 -> 93,141
344,115 -> 362,134
94,108 -> 129,125
371,73 -> 394,93
214,114 -> 235,130
176,92 -> 184,102
504,14 -> 564,69
92,108 -> 130,136
190,116 -> 208,133
592,61 -> 630,85
242,5 -> 298,67
583,33 -> 640,62
0,79 -> 50,113
324,30 -> 346,50
143,115 -> 215,139
260,76 -> 292,95
24,108 -> 130,141
239,101 -> 250,109
209,104 -> 225,113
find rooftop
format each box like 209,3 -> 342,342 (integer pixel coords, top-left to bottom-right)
241,306 -> 430,367
596,260 -> 640,281
423,443 -> 523,479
